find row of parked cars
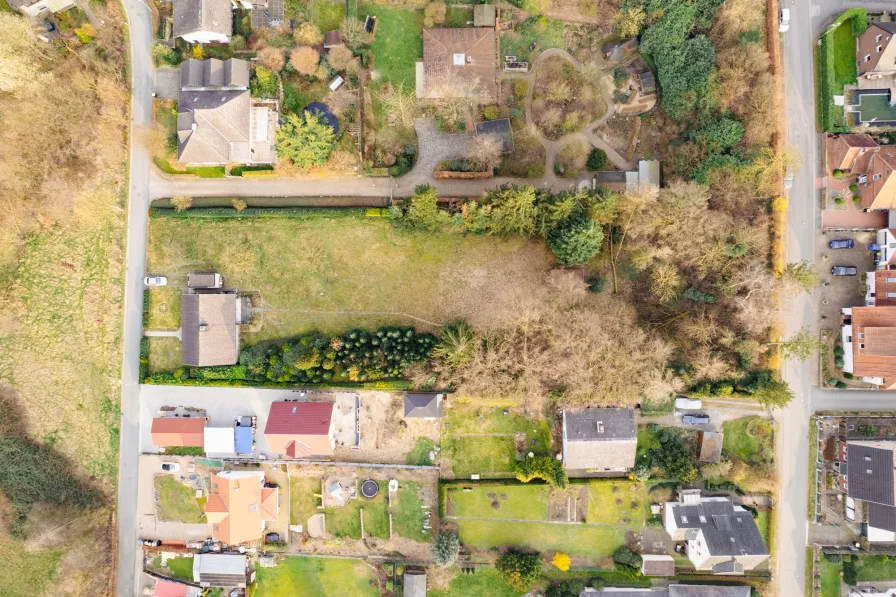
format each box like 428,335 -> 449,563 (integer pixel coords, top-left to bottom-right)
829,238 -> 859,276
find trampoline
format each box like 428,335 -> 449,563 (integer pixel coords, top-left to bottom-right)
361,479 -> 379,499
303,102 -> 339,134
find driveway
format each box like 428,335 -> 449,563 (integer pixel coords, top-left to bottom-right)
137,455 -> 211,542
153,67 -> 180,100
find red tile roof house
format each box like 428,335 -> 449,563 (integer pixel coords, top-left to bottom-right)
826,133 -> 896,210
264,402 -> 336,458
151,417 -> 207,447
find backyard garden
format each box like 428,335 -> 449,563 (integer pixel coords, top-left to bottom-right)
154,475 -> 205,523
816,8 -> 866,132
255,555 -> 381,597
532,56 -> 605,140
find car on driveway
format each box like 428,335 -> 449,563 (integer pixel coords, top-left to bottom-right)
683,414 -> 710,425
674,397 -> 703,410
829,239 -> 855,249
144,275 -> 168,286
831,266 -> 858,276
160,462 -> 180,473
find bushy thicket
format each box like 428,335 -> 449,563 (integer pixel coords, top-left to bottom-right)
516,456 -> 568,488
495,550 -> 542,592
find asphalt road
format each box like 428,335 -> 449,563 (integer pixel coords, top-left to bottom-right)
778,2 -> 896,596
117,0 -> 153,594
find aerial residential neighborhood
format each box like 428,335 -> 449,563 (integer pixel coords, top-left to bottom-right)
9,0 -> 896,596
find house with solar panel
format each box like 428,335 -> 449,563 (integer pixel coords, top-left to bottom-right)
663,490 -> 769,574
841,439 -> 896,542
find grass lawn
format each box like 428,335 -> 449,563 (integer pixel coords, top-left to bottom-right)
145,286 -> 182,330
586,480 -> 649,529
146,216 -> 555,340
289,476 -> 322,526
406,437 -> 437,466
324,481 -> 390,540
819,558 -> 842,597
155,475 -> 204,523
831,22 -> 858,91
445,6 -> 473,27
636,425 -> 661,465
255,556 -> 380,597
308,0 -> 345,31
392,481 -> 429,541
429,568 -> 518,597
457,519 -> 625,557
442,436 -> 518,477
449,485 -> 549,520
150,555 -> 195,582
755,510 -> 769,544
722,417 -> 772,461
362,3 -> 423,87
855,554 -> 896,581
147,337 -> 183,374
0,539 -> 62,597
500,16 -> 566,64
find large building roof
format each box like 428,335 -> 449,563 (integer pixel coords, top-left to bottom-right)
192,554 -> 248,587
668,498 -> 769,558
173,0 -> 233,39
858,23 -> 896,76
264,401 -> 335,457
150,417 -> 206,447
669,585 -> 750,597
181,293 -> 239,367
562,408 -> 637,471
206,471 -> 278,545
848,306 -> 896,382
846,441 -> 896,505
421,28 -> 496,99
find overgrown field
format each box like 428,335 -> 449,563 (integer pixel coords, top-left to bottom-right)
145,215 -> 555,340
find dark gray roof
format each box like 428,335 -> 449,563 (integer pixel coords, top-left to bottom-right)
195,554 -> 247,587
182,293 -> 240,367
639,71 -> 656,94
846,442 -> 895,505
594,591 -> 664,597
475,118 -> 514,153
563,408 -> 636,442
670,586 -> 750,597
869,502 -> 896,532
404,394 -> 443,418
641,555 -> 675,576
404,571 -> 427,597
173,0 -> 233,39
877,22 -> 896,35
597,171 -> 627,183
669,499 -> 769,558
181,59 -> 249,89
710,559 -> 745,575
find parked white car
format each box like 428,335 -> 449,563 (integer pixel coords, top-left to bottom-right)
779,8 -> 790,32
144,276 -> 168,286
160,462 -> 180,473
674,397 -> 703,410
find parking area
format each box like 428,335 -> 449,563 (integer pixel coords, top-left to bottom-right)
816,229 -> 876,324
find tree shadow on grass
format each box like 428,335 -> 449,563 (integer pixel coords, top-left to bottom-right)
0,387 -> 104,536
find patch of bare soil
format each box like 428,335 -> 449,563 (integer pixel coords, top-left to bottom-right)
593,114 -> 635,159
548,487 -> 588,522
334,392 -> 440,465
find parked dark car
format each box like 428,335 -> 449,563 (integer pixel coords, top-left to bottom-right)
265,533 -> 281,543
682,414 -> 710,425
829,239 -> 854,249
831,266 -> 858,276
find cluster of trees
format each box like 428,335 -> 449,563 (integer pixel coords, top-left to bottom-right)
495,550 -> 542,592
635,426 -> 698,483
390,184 -> 613,266
237,326 -> 436,384
276,111 -> 336,168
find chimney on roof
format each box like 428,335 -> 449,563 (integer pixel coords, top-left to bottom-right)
596,421 -> 604,433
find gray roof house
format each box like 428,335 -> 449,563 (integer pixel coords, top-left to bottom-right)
844,440 -> 896,542
182,292 -> 240,367
192,554 -> 249,588
173,0 -> 233,44
404,571 -> 427,597
663,490 -> 769,574
404,393 -> 444,419
177,59 -> 277,165
561,408 -> 637,474
601,37 -> 639,62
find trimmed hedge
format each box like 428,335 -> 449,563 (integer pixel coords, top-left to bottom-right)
149,206 -> 369,220
139,337 -> 150,381
230,164 -> 274,176
143,373 -> 412,390
825,8 -> 867,36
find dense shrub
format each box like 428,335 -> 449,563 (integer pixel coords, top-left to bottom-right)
495,551 -> 542,592
546,216 -> 604,265
586,148 -> 607,170
613,546 -> 643,569
516,456 -> 568,488
648,428 -> 697,482
433,530 -> 459,566
823,552 -> 842,564
683,287 -> 716,303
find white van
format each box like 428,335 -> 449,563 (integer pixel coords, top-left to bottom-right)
674,397 -> 703,410
779,8 -> 790,33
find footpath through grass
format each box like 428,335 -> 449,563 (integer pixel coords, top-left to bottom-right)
255,555 -> 380,597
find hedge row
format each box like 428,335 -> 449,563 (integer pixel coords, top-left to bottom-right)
142,373 -> 412,391
817,35 -> 842,133
149,207 -> 370,220
139,337 -> 150,381
824,8 -> 867,36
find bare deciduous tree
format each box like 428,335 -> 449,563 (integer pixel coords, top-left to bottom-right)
258,46 -> 285,72
467,134 -> 503,171
290,46 -> 320,76
340,17 -> 368,51
374,82 -> 420,128
326,45 -> 353,72
171,195 -> 193,212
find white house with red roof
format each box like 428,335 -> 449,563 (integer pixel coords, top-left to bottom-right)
263,401 -> 336,458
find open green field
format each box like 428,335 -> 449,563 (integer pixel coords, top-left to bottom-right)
324,480 -> 390,540
856,554 -> 896,581
146,286 -> 181,330
818,19 -> 859,131
636,425 -> 660,464
256,556 -> 380,597
0,540 -> 62,597
586,480 -> 649,529
819,558 -> 841,597
362,4 -> 423,87
155,475 -> 205,523
146,216 -> 554,342
722,417 -> 773,462
831,22 -> 858,92
290,477 -> 322,526
449,485 -> 548,520
457,518 -> 625,557
147,337 -> 183,374
441,409 -> 552,477
429,568 -> 518,597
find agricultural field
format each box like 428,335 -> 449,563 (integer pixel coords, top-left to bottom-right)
440,408 -> 552,478
255,556 -> 380,597
145,215 -> 555,343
